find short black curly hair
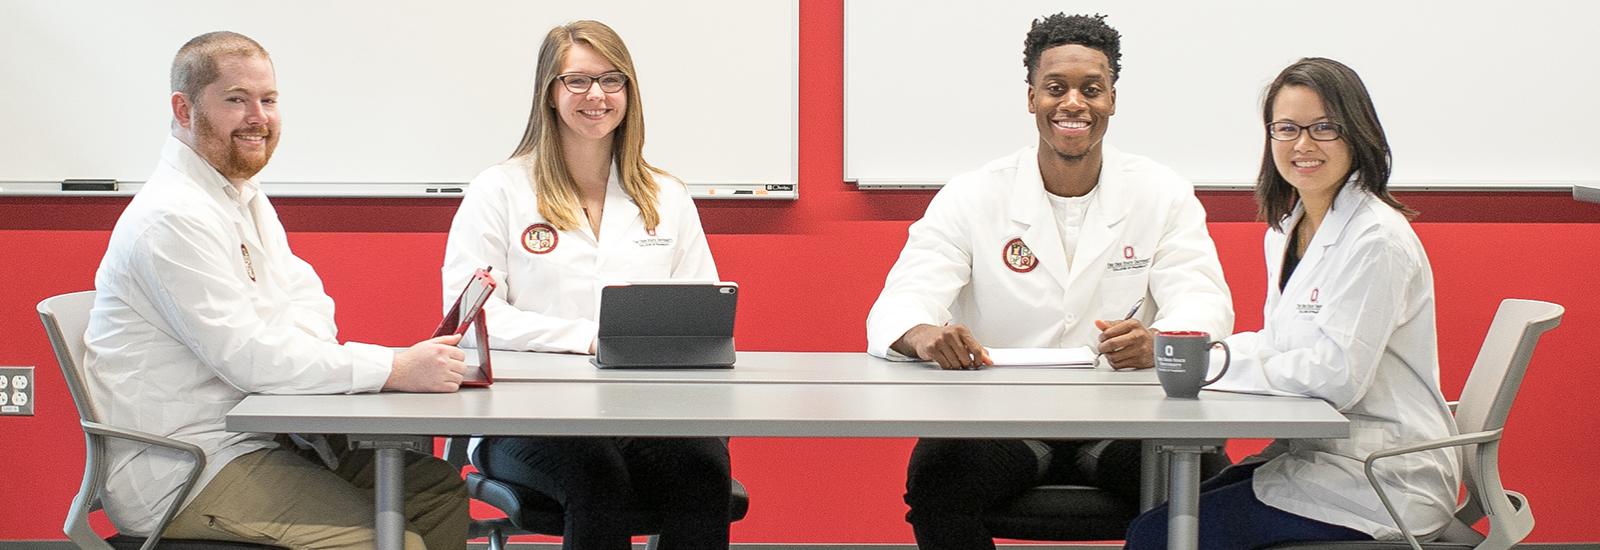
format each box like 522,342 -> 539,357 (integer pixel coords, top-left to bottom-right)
1023,13 -> 1122,84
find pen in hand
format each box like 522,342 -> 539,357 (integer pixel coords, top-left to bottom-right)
1095,297 -> 1145,366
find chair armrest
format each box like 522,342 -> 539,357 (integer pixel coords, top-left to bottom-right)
1362,429 -> 1503,550
1365,429 -> 1499,463
81,420 -> 207,550
82,420 -> 206,460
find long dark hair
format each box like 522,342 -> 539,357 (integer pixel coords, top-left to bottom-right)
1256,57 -> 1413,231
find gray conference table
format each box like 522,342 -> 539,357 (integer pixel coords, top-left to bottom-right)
492,349 -> 1156,385
227,352 -> 1346,550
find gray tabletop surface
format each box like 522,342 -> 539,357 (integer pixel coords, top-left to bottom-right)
228,382 -> 1346,440
486,350 -> 1158,386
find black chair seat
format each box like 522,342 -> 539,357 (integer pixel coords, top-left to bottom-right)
107,535 -> 283,550
465,472 -> 750,534
983,484 -> 1137,541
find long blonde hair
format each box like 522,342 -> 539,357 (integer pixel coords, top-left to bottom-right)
510,20 -> 665,232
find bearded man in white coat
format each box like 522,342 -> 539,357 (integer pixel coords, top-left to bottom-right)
865,14 -> 1234,548
84,31 -> 469,549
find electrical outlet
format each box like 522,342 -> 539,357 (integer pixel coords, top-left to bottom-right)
0,366 -> 35,416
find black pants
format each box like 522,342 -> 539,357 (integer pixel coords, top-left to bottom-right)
904,438 -> 1231,550
473,436 -> 731,550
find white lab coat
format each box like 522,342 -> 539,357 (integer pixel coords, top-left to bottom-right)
83,137 -> 393,535
866,145 -> 1233,359
1208,183 -> 1460,539
441,160 -> 717,354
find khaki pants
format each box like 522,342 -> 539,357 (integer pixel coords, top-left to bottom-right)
165,437 -> 468,550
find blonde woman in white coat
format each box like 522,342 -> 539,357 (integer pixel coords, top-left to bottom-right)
1124,58 -> 1460,549
440,21 -> 727,550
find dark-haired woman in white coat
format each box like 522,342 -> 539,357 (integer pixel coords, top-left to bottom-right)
1125,57 -> 1460,549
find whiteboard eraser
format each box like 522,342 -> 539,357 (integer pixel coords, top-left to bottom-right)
61,179 -> 119,191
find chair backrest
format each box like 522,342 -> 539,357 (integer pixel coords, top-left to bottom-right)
38,290 -> 100,423
1450,299 -> 1561,549
1453,299 -> 1563,436
39,291 -> 118,550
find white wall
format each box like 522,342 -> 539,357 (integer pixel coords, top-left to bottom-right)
0,0 -> 797,196
846,0 -> 1597,189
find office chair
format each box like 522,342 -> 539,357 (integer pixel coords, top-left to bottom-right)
39,291 -> 281,550
443,437 -> 750,550
982,440 -> 1230,541
1268,298 -> 1563,550
983,484 -> 1138,540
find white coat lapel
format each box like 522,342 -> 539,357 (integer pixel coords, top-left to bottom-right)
598,165 -> 641,249
1264,208 -> 1298,310
167,137 -> 271,277
1277,182 -> 1365,313
1010,153 -> 1071,293
1065,148 -> 1128,290
237,189 -> 273,254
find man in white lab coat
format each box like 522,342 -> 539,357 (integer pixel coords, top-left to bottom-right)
84,31 -> 468,549
864,14 -> 1233,548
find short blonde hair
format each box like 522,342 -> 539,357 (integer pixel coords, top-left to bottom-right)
171,31 -> 270,100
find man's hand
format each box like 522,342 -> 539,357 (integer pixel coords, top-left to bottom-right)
385,334 -> 468,392
1095,319 -> 1154,370
893,324 -> 992,370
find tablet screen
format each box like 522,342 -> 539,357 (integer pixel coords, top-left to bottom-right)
458,270 -> 493,332
436,267 -> 496,339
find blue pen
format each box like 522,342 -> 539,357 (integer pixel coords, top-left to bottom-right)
1117,296 -> 1145,323
1096,296 -> 1145,364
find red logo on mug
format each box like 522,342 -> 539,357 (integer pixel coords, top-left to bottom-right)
1123,246 -> 1136,259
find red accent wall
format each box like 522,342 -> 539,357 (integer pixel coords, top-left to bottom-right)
4,0 -> 1599,542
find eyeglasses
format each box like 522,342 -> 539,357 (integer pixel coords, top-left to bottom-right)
556,72 -> 628,94
1267,121 -> 1343,142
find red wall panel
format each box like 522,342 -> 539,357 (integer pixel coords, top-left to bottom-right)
4,0 -> 1599,542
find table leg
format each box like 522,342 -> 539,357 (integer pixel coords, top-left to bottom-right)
1158,440 -> 1222,550
1138,439 -> 1164,511
347,435 -> 433,550
1167,449 -> 1200,550
375,447 -> 406,550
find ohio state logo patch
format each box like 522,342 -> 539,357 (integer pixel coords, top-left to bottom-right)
521,223 -> 559,254
1002,238 -> 1038,273
1297,288 -> 1324,315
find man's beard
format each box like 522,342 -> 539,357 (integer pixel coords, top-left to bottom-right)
194,109 -> 276,181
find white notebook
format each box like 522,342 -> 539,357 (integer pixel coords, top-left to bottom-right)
986,346 -> 1096,368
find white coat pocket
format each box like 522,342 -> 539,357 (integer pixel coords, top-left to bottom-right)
1097,274 -> 1148,319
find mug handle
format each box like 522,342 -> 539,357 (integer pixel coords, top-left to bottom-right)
1202,340 -> 1231,386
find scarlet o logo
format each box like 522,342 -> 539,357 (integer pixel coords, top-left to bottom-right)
1310,288 -> 1320,303
1123,246 -> 1135,259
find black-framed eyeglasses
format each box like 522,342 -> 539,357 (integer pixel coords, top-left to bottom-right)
556,72 -> 628,94
1267,121 -> 1343,142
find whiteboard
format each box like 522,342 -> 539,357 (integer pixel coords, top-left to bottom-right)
845,0 -> 1597,189
0,0 -> 797,198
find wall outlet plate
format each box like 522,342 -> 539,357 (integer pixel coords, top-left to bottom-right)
0,366 -> 35,416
